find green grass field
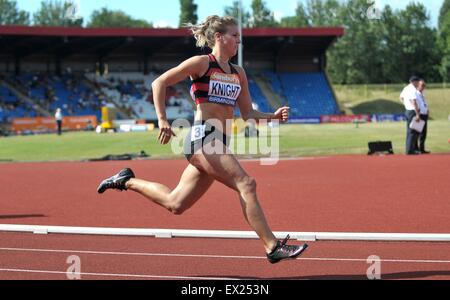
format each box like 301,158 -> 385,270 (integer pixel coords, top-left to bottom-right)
334,84 -> 450,121
1,121 -> 449,162
1,83 -> 448,162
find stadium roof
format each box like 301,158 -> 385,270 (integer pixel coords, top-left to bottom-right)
0,25 -> 344,65
0,26 -> 344,73
0,25 -> 343,38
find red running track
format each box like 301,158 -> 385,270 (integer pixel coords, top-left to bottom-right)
1,233 -> 450,280
0,155 -> 450,279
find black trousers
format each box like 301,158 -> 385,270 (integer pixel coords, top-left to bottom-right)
418,114 -> 428,152
405,110 -> 419,154
56,120 -> 62,135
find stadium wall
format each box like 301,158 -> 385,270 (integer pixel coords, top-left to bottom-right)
61,56 -> 101,73
21,59 -> 50,74
104,58 -> 140,73
275,55 -> 323,72
13,52 -> 324,74
0,56 -> 12,73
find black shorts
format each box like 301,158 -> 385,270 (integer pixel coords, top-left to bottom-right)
184,121 -> 230,161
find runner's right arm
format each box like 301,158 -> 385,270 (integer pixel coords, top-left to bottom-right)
151,56 -> 208,144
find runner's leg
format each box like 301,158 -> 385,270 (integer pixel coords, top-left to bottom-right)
126,164 -> 214,214
191,153 -> 277,253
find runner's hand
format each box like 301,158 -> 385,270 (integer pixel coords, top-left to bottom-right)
158,120 -> 176,145
273,107 -> 290,123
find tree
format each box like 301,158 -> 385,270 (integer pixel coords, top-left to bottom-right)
87,8 -> 152,28
378,5 -> 405,83
306,0 -> 341,26
325,0 -> 441,84
250,0 -> 277,28
224,1 -> 251,28
0,0 -> 30,25
439,0 -> 450,30
33,0 -> 83,27
438,18 -> 450,81
397,3 -> 441,82
179,0 -> 198,27
326,0 -> 385,83
279,0 -> 341,28
280,2 -> 310,27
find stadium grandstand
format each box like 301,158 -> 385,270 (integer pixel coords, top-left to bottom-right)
0,25 -> 343,134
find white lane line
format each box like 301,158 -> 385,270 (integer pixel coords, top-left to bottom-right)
0,268 -> 240,280
239,157 -> 329,162
1,247 -> 450,264
0,247 -> 262,260
2,224 -> 450,242
300,257 -> 450,264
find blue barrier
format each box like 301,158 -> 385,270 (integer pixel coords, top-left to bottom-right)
372,114 -> 406,122
288,117 -> 322,124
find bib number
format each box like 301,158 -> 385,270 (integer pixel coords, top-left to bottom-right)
191,125 -> 206,142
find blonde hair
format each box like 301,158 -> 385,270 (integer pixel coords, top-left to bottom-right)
186,15 -> 237,49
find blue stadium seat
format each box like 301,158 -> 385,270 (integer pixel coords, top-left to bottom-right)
265,72 -> 340,117
247,77 -> 270,113
234,72 -> 339,118
3,74 -> 103,121
0,84 -> 24,121
263,71 -> 284,96
0,86 -> 19,103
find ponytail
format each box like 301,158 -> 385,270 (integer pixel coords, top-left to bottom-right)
185,15 -> 237,49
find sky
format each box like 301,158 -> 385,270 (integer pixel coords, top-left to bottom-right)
15,0 -> 443,28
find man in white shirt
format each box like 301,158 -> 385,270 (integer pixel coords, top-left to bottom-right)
399,76 -> 421,155
416,80 -> 430,154
55,108 -> 63,136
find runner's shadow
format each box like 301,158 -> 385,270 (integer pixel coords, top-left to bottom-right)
203,270 -> 450,280
0,214 -> 46,220
298,270 -> 450,280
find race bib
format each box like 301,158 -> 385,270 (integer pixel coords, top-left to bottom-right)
208,72 -> 241,106
191,124 -> 206,142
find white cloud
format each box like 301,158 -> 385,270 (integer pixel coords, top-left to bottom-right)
273,11 -> 284,22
